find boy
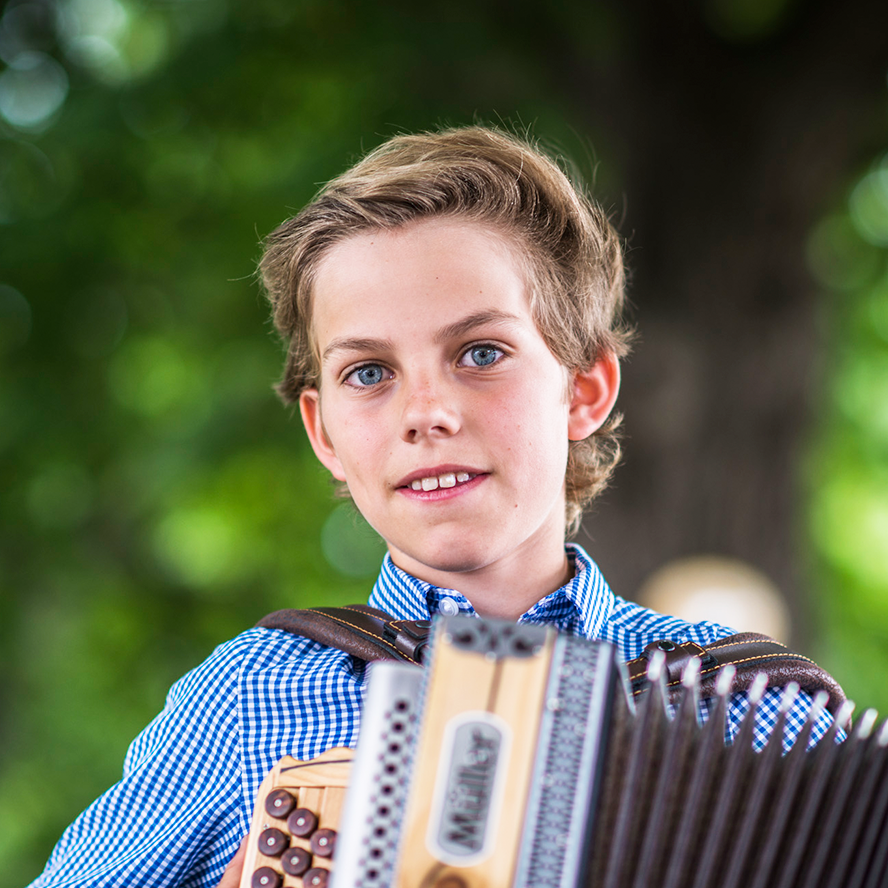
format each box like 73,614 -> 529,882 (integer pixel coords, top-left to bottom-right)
30,126 -> 836,888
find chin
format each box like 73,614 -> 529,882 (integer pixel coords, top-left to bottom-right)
397,537 -> 497,576
423,553 -> 491,575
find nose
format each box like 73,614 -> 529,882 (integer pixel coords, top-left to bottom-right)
399,374 -> 461,443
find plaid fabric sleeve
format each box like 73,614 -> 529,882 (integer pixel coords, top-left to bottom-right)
723,687 -> 840,751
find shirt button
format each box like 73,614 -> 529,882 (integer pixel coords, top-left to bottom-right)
438,597 -> 460,616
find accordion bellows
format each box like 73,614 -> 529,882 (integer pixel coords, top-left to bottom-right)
240,616 -> 888,888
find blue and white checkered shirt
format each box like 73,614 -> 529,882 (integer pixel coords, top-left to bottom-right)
29,544 -> 834,888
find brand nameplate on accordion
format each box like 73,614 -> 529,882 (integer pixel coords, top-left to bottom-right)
426,710 -> 512,865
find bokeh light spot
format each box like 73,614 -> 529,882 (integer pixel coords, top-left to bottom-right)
118,10 -> 168,79
66,34 -> 124,78
321,503 -> 386,578
153,506 -> 241,588
59,0 -> 128,46
0,51 -> 68,131
108,336 -> 207,419
638,556 -> 790,642
833,352 -> 888,441
807,213 -> 882,291
850,167 -> 888,247
811,472 -> 888,602
58,0 -> 169,83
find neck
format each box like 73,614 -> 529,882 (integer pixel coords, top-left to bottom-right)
388,541 -> 574,622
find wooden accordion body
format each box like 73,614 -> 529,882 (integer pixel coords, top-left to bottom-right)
241,616 -> 888,888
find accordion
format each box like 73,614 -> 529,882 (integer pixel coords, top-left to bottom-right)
240,616 -> 888,888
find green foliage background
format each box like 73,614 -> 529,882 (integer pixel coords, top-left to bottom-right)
807,192 -> 888,714
0,0 -> 886,884
0,3 -> 598,880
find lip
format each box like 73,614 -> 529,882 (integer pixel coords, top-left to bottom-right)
395,465 -> 487,489
394,466 -> 489,502
397,473 -> 487,502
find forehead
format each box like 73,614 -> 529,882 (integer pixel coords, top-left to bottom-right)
309,218 -> 534,347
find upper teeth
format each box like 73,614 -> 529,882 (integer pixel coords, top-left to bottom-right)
411,472 -> 472,491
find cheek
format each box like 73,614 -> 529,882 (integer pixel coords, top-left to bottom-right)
322,402 -> 384,475
492,390 -> 570,475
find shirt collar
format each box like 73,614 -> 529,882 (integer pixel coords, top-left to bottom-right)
367,543 -> 614,639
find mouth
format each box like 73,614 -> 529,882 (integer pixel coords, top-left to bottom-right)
396,468 -> 484,493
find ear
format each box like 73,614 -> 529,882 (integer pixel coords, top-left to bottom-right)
299,388 -> 348,482
567,350 -> 621,441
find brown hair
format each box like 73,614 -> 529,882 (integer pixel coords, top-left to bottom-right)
260,125 -> 632,534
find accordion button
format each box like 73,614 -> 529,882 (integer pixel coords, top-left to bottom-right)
310,828 -> 336,858
288,807 -> 318,837
281,847 -> 311,876
258,828 -> 289,858
265,789 -> 297,819
251,866 -> 282,888
302,868 -> 329,887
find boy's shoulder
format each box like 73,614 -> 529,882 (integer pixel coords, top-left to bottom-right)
182,625 -> 363,691
602,592 -> 736,662
166,627 -> 324,697
151,627 -> 363,739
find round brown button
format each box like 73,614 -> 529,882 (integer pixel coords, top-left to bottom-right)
265,789 -> 297,819
309,828 -> 336,859
258,828 -> 289,858
287,807 -> 318,837
251,867 -> 282,888
281,847 -> 311,876
302,868 -> 329,887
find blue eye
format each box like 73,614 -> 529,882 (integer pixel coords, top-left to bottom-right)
348,364 -> 386,386
465,345 -> 501,367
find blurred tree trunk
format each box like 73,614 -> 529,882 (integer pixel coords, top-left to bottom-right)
558,0 -> 888,644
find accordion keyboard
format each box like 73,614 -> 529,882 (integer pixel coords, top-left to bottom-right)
239,747 -> 353,888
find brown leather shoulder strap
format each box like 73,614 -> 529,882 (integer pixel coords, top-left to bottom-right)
256,607 -> 846,714
256,605 -> 431,664
626,632 -> 847,715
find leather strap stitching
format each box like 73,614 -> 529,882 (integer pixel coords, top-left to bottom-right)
303,608 -> 405,660
660,651 -> 820,690
705,637 -> 789,652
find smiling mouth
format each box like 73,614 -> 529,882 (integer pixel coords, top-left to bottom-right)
405,471 -> 477,492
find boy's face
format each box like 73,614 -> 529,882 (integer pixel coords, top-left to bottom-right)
300,217 -> 617,600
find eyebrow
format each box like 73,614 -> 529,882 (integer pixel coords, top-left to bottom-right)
322,337 -> 394,363
433,309 -> 523,344
321,310 -> 522,364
